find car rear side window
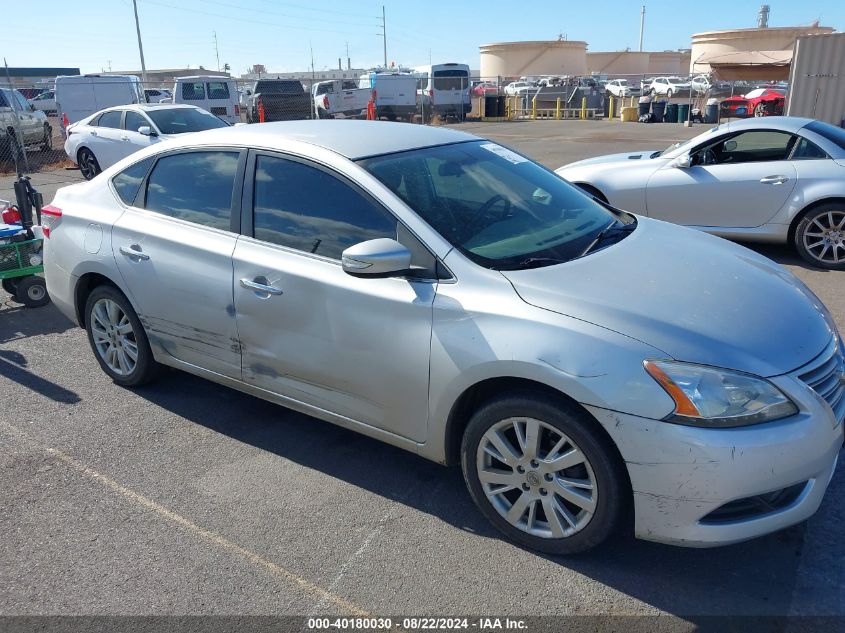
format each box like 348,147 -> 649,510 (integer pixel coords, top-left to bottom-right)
112,157 -> 154,206
144,151 -> 239,231
180,82 -> 205,101
252,155 -> 397,259
206,82 -> 230,100
96,111 -> 122,128
791,137 -> 829,160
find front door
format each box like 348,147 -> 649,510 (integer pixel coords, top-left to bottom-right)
646,129 -> 798,228
232,152 -> 435,441
111,148 -> 245,378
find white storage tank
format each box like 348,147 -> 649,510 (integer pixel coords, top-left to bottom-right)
479,41 -> 588,79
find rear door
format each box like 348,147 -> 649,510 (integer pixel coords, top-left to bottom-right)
111,148 -> 245,378
205,80 -> 238,124
87,110 -> 126,169
646,129 -> 798,228
432,67 -> 469,110
231,151 -> 436,441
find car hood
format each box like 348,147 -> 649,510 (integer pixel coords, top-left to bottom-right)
501,217 -> 833,377
560,151 -> 666,170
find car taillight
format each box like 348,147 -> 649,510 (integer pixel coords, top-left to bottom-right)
323,95 -> 329,109
41,204 -> 62,238
428,88 -> 433,105
234,104 -> 240,115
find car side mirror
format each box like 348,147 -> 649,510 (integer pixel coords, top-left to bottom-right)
29,103 -> 36,112
138,126 -> 156,136
672,153 -> 692,169
342,238 -> 412,278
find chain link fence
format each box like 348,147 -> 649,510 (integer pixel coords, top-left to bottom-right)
2,72 -> 789,178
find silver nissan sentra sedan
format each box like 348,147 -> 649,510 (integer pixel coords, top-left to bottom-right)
42,120 -> 843,554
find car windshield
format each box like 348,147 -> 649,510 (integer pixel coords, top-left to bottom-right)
147,108 -> 229,134
360,141 -> 632,269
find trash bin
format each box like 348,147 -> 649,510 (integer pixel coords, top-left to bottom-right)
677,103 -> 690,123
651,101 -> 666,123
705,103 -> 719,123
484,95 -> 499,117
665,103 -> 678,123
638,102 -> 651,117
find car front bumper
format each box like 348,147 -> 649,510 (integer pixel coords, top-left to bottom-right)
585,377 -> 843,547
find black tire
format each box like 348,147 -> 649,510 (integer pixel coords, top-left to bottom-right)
666,89 -> 673,98
794,203 -> 845,270
40,124 -> 53,152
14,275 -> 50,308
461,390 -> 628,555
84,285 -> 160,387
2,277 -> 20,296
78,147 -> 100,180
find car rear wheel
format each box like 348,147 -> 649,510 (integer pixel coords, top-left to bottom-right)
754,104 -> 767,117
78,148 -> 100,180
794,205 -> 845,270
461,391 -> 627,554
85,285 -> 160,386
40,125 -> 53,152
666,89 -> 673,98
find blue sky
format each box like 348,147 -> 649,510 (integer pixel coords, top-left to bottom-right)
5,0 -> 843,75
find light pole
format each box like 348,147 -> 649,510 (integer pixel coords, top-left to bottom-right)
132,0 -> 148,83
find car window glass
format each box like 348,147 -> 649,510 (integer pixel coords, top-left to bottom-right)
252,155 -> 397,260
0,90 -> 9,108
791,137 -> 829,160
704,131 -> 793,165
124,111 -> 148,132
13,91 -> 29,110
144,151 -> 238,230
96,111 -> 122,129
181,81 -> 205,101
112,157 -> 154,206
207,82 -> 230,100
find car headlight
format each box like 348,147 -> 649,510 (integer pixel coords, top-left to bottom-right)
644,360 -> 798,428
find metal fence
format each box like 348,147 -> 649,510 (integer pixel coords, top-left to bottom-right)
1,72 -> 790,178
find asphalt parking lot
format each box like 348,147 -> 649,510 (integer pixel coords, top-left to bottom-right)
1,120 -> 843,628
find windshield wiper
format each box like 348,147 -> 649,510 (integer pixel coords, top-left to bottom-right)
578,220 -> 637,258
492,257 -> 570,271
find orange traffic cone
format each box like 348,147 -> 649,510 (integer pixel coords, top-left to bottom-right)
258,99 -> 266,123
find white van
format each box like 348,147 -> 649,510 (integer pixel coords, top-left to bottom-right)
173,76 -> 239,124
415,63 -> 471,118
55,74 -> 143,135
358,72 -> 417,121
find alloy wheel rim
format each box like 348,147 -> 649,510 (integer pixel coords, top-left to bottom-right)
803,210 -> 845,265
91,298 -> 138,376
80,151 -> 96,179
477,417 -> 597,539
27,285 -> 46,301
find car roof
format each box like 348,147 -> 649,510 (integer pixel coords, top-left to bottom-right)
104,103 -> 199,112
161,120 -> 478,160
723,116 -> 814,134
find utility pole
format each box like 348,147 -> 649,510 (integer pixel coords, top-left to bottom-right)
638,5 -> 646,52
381,5 -> 387,69
213,31 -> 221,72
132,0 -> 148,83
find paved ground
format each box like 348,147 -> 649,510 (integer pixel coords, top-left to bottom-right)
1,120 -> 842,626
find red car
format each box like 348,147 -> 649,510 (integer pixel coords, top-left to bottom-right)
471,82 -> 499,96
720,88 -> 786,118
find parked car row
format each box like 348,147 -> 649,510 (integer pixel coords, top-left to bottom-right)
41,118 -> 844,558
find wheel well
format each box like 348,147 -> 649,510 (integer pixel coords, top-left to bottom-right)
443,377 -> 619,467
74,273 -> 119,326
788,197 -> 845,244
574,183 -> 608,203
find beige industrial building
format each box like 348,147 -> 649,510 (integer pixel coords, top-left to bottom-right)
690,24 -> 834,78
479,40 -> 588,78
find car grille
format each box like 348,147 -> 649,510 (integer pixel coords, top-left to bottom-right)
797,335 -> 845,426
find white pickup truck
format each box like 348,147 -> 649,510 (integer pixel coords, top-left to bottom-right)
312,80 -> 371,119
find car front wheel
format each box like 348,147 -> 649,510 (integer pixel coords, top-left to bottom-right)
85,285 -> 160,386
461,391 -> 627,554
795,205 -> 845,270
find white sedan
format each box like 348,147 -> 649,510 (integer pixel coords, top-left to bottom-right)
556,116 -> 845,269
64,104 -> 228,180
503,81 -> 534,96
649,76 -> 690,97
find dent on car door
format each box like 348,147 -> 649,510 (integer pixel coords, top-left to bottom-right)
232,151 -> 436,442
646,130 -> 798,228
111,149 -> 245,378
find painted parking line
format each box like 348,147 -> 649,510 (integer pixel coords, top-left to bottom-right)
0,420 -> 372,617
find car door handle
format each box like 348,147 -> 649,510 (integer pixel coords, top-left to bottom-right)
760,175 -> 789,185
120,135 -> 129,141
240,278 -> 283,295
90,131 -> 98,136
119,245 -> 150,261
